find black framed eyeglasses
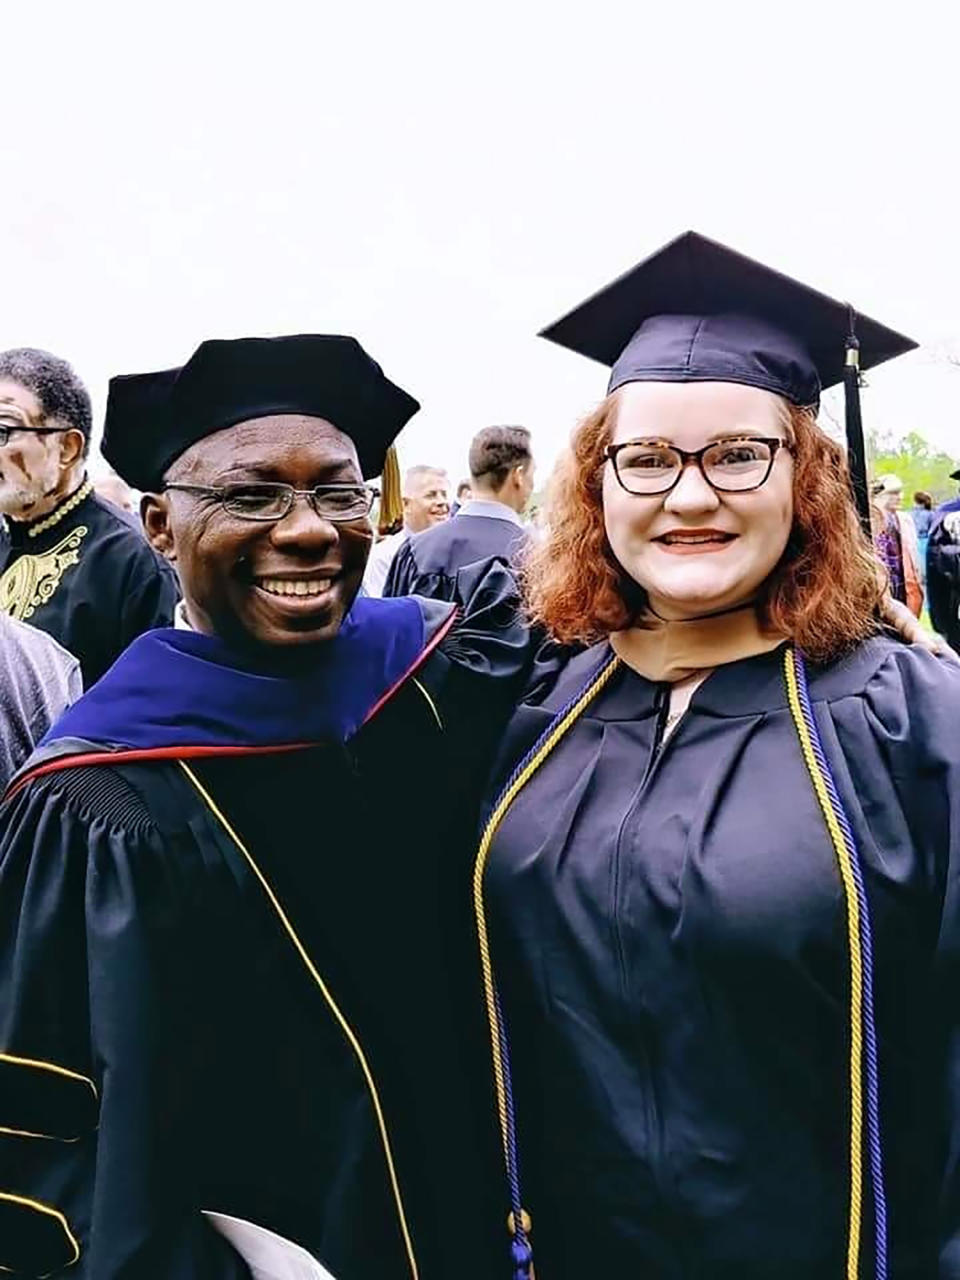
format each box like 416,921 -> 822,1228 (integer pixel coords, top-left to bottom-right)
0,424 -> 65,448
165,482 -> 378,523
604,436 -> 791,496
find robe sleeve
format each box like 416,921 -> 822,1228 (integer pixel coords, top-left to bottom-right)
851,648 -> 960,1275
0,771 -> 251,1278
437,556 -> 534,686
381,536 -> 418,598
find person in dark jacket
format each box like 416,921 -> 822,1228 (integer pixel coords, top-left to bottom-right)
0,348 -> 179,684
384,425 -> 534,601
927,468 -> 960,652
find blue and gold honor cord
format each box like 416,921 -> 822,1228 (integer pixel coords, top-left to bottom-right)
473,646 -> 888,1280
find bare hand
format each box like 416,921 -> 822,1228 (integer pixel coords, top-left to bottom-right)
880,596 -> 960,664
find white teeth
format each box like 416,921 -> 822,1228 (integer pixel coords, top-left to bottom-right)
257,577 -> 332,597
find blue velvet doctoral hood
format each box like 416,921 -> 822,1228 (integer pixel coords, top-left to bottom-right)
40,595 -> 450,753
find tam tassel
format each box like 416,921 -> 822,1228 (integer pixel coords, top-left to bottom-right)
843,307 -> 871,536
377,445 -> 403,535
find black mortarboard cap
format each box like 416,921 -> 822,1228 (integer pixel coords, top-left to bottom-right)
539,231 -> 917,528
102,335 -> 420,496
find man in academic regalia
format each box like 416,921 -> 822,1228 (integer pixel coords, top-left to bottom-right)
0,336 -> 526,1279
384,426 -> 534,602
0,348 -> 179,686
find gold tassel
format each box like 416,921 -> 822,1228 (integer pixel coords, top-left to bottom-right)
377,444 -> 404,535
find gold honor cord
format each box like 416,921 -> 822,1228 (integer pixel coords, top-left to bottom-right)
473,656 -> 622,1163
179,763 -> 419,1280
0,1191 -> 80,1277
411,678 -> 443,731
784,650 -> 865,1280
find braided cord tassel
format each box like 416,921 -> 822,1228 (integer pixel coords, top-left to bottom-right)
473,651 -> 621,1279
784,648 -> 888,1280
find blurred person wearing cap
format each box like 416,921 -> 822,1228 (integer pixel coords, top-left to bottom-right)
361,464 -> 450,597
0,348 -> 179,685
871,472 -> 923,616
0,336 -> 528,1280
0,612 -> 80,789
384,426 -> 533,602
93,469 -> 136,513
472,233 -> 960,1279
927,464 -> 960,652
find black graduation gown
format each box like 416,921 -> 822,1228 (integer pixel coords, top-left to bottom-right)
481,636 -> 960,1278
928,499 -> 960,652
383,512 -> 527,602
0,567 -> 529,1280
0,484 -> 179,686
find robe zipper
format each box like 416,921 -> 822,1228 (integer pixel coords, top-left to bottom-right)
613,683 -> 671,995
643,683 -> 672,778
611,680 -> 681,1224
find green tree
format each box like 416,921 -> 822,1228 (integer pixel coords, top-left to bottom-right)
867,429 -> 957,505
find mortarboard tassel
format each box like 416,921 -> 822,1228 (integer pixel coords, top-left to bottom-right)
377,444 -> 404,535
843,309 -> 871,536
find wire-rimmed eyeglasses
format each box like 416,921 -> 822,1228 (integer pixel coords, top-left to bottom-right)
165,482 -> 378,523
604,436 -> 791,496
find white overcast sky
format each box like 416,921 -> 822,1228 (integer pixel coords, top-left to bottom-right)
3,1 -> 959,483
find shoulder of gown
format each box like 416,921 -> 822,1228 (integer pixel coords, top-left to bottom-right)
0,760 -> 252,1278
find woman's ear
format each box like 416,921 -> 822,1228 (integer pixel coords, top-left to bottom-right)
141,493 -> 176,561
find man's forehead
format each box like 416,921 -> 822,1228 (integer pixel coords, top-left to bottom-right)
409,471 -> 448,494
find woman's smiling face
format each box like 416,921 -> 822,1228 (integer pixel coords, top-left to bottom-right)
602,381 -> 795,621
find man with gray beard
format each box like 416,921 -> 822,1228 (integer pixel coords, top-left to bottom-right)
0,348 -> 178,684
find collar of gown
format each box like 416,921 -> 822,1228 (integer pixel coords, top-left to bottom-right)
610,605 -> 786,683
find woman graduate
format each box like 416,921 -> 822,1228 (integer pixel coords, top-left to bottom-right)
0,336 -> 523,1279
474,234 -> 960,1279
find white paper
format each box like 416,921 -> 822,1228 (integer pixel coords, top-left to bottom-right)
202,1211 -> 336,1280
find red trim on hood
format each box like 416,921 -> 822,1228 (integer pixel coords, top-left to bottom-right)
362,604 -> 458,727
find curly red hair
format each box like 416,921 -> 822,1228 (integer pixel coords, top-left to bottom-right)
523,392 -> 883,663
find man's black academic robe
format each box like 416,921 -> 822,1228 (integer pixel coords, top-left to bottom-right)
928,498 -> 960,652
383,509 -> 526,603
0,568 -> 529,1279
0,482 -> 179,686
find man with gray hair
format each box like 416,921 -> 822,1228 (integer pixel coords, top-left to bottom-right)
362,462 -> 450,596
0,612 -> 81,788
0,348 -> 179,684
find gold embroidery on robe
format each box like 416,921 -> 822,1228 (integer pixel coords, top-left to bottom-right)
0,526 -> 88,622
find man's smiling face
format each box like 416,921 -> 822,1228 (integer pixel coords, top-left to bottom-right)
144,414 -> 373,651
